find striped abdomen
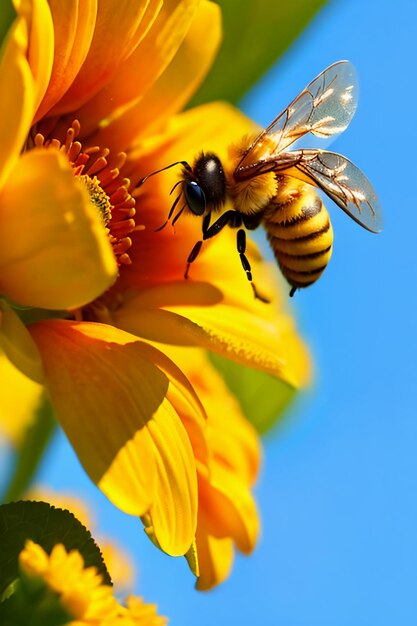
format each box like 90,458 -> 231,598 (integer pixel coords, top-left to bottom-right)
263,177 -> 333,291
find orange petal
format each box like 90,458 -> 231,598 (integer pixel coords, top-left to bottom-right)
194,513 -> 234,592
199,466 -> 260,555
0,149 -> 117,309
0,12 -> 36,188
50,0 -> 156,115
18,0 -> 54,115
93,0 -> 221,153
29,320 -> 198,556
129,0 -> 222,139
34,0 -> 98,121
75,0 -> 193,137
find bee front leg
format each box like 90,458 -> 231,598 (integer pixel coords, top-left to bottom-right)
184,213 -> 211,279
184,211 -> 237,279
237,229 -> 270,304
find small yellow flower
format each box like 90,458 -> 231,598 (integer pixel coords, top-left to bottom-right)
18,540 -> 166,626
19,540 -> 119,622
26,486 -> 135,592
0,0 -> 311,570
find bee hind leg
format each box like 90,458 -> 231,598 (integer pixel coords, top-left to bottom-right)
237,229 -> 270,304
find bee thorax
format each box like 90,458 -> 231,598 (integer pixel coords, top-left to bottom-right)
229,171 -> 277,215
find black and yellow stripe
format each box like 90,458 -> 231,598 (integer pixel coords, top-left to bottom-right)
264,178 -> 333,289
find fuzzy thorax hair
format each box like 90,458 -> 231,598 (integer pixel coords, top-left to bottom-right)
226,135 -> 278,215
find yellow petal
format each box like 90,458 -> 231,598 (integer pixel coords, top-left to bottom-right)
18,540 -> 119,621
185,540 -> 199,577
50,0 -> 156,115
200,464 -> 260,554
0,301 -> 44,383
18,0 -> 54,116
0,349 -> 43,444
29,320 -> 198,556
145,398 -> 198,556
110,277 -> 310,387
164,346 -> 260,483
195,516 -> 234,592
124,339 -> 209,466
93,0 -> 221,153
34,0 -> 98,120
0,12 -> 36,188
0,149 -> 117,309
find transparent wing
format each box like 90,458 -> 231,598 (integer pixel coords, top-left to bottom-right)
235,148 -> 382,233
236,60 -> 358,172
286,149 -> 382,233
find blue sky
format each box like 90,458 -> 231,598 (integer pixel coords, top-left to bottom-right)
8,0 -> 417,625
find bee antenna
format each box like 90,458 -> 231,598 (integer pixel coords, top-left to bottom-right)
289,286 -> 297,297
154,192 -> 182,232
155,219 -> 169,232
172,205 -> 185,227
170,180 -> 183,195
137,161 -> 192,187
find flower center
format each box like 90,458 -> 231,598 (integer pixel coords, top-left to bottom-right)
29,120 -> 138,266
79,174 -> 112,225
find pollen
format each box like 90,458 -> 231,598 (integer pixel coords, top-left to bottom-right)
79,174 -> 112,224
30,120 -> 139,266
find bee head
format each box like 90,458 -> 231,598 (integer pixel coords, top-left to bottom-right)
139,153 -> 226,231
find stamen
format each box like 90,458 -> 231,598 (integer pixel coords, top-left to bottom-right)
30,120 -> 139,266
79,174 -> 112,224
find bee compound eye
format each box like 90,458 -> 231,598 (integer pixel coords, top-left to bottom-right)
184,180 -> 206,215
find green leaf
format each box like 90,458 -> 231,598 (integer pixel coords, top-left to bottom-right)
0,0 -> 16,51
0,583 -> 72,626
0,501 -> 112,599
209,353 -> 296,434
190,0 -> 327,106
2,394 -> 56,503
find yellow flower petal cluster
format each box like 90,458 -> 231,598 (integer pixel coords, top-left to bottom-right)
154,348 -> 262,590
18,540 -> 165,626
26,486 -> 135,591
0,0 -> 312,585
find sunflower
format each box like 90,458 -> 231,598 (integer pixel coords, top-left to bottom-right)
0,0 -> 311,581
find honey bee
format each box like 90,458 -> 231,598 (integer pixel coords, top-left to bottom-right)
139,61 -> 382,299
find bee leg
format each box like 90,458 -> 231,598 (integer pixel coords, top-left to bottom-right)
184,214 -> 212,278
185,211 -> 237,279
237,229 -> 270,304
185,240 -> 203,279
155,193 -> 182,231
289,286 -> 297,297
